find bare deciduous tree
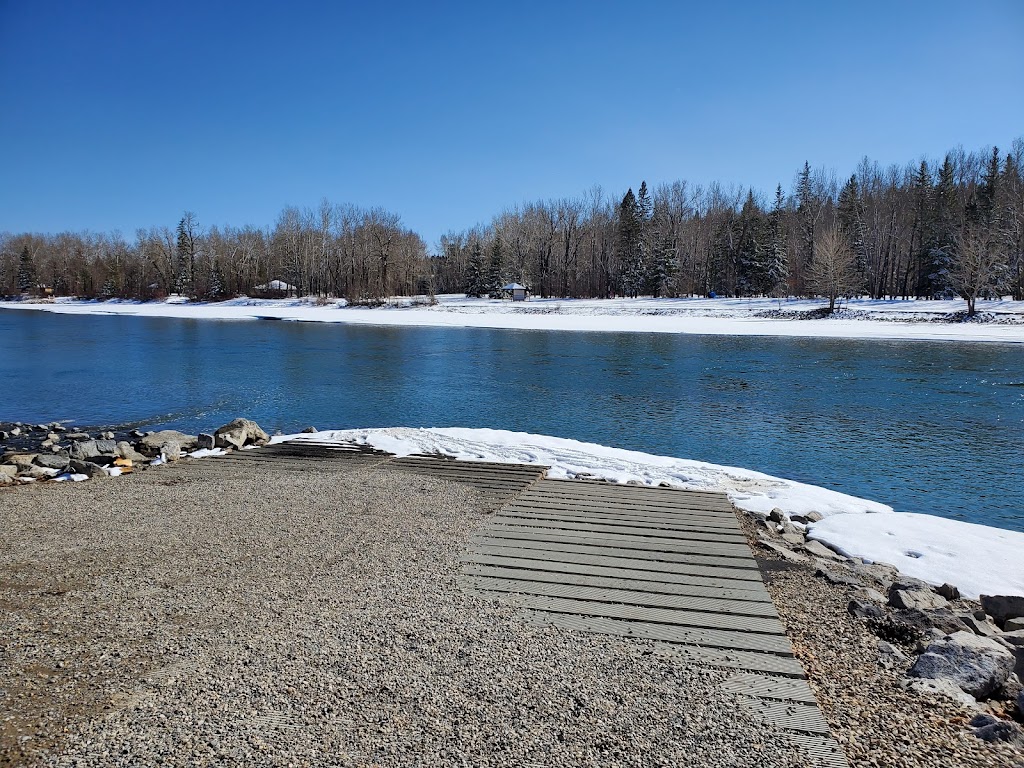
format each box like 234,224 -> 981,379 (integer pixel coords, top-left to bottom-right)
809,224 -> 860,312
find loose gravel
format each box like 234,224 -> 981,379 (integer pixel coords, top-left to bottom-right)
738,514 -> 1024,768
2,461 -> 807,767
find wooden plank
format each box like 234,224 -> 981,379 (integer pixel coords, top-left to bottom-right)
737,696 -> 830,735
462,552 -> 767,588
501,502 -> 739,526
478,526 -> 754,559
651,640 -> 805,677
516,606 -> 792,655
514,491 -> 736,515
718,673 -> 818,703
531,480 -> 734,505
469,539 -> 762,574
462,575 -> 779,617
462,564 -> 771,602
489,516 -> 747,543
783,734 -> 850,768
483,592 -> 787,638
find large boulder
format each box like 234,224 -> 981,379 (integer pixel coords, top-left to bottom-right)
69,459 -> 108,478
214,419 -> 269,450
137,430 -> 199,457
115,441 -> 148,463
980,595 -> 1024,627
69,439 -> 116,461
33,453 -> 70,470
909,631 -> 1015,699
889,588 -> 947,611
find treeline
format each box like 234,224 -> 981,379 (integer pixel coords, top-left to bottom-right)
435,140 -> 1023,313
0,202 -> 428,303
2,139 -> 1022,312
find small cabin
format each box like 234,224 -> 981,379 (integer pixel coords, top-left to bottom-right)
254,279 -> 298,298
502,282 -> 528,302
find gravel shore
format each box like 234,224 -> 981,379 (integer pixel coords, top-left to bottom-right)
738,514 -> 1024,768
2,460 -> 806,767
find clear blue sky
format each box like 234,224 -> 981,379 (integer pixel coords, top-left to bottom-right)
1,0 -> 1021,250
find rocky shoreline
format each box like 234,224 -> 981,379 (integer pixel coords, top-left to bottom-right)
749,510 -> 1024,756
0,418 -> 275,485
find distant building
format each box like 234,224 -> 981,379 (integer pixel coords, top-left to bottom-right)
502,282 -> 528,302
254,280 -> 298,298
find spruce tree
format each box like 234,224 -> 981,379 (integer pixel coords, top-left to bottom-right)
486,232 -> 504,297
208,259 -> 227,299
16,247 -> 36,294
735,189 -> 767,294
928,156 -> 958,297
766,185 -> 789,301
617,189 -> 643,296
465,240 -> 486,297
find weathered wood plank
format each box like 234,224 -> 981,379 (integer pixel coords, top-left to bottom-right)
478,526 -> 754,559
489,515 -> 748,543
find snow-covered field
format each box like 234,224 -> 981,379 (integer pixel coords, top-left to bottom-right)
2,294 -> 1023,343
267,427 -> 1024,599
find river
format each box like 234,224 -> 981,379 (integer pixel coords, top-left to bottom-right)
2,308 -> 1022,532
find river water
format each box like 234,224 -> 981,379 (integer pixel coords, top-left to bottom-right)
2,309 -> 1022,532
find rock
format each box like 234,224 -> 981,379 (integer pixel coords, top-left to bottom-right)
51,424 -> 67,432
213,418 -> 269,450
801,539 -> 845,561
849,561 -> 901,591
0,464 -> 17,478
908,630 -> 1015,699
130,429 -> 145,439
768,508 -> 785,523
998,672 -> 1023,702
1018,689 -> 1024,715
301,426 -> 318,433
1006,617 -> 1024,632
877,639 -> 908,668
34,424 -> 48,431
935,583 -> 960,601
853,586 -> 886,604
22,465 -> 59,479
959,613 -> 1002,638
0,431 -> 7,441
69,439 -> 117,461
138,430 -> 199,456
197,433 -> 216,450
815,564 -> 862,588
115,441 -> 148,462
757,539 -> 809,564
781,532 -> 804,547
889,588 -> 947,611
65,432 -> 90,440
974,719 -> 1024,744
10,427 -> 21,436
980,595 -> 1024,627
69,459 -> 108,478
849,599 -> 885,620
0,473 -> 12,486
100,431 -> 114,440
161,442 -> 182,461
33,454 -> 70,470
890,574 -> 933,592
901,677 -> 978,708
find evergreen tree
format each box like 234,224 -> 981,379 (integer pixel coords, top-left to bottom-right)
648,233 -> 676,297
17,246 -> 37,294
765,185 -> 789,300
928,155 -> 958,296
796,161 -> 816,285
912,161 -> 934,296
208,259 -> 227,299
464,240 -> 487,297
100,275 -> 116,299
617,188 -> 643,296
176,213 -> 199,296
735,189 -> 767,294
977,146 -> 1002,227
486,232 -> 504,297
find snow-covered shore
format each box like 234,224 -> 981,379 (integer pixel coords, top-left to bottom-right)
2,295 -> 1024,343
271,426 -> 1024,599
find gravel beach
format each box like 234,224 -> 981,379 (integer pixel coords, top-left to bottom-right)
1,460 -> 807,767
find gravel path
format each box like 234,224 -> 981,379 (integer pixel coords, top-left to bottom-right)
739,514 -> 1024,768
1,461 -> 806,767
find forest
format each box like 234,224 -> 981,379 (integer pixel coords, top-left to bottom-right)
2,139 -> 1022,314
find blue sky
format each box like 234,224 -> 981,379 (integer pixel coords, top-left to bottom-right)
1,0 -> 1021,250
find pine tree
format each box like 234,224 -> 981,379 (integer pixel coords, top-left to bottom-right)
796,162 -> 816,286
735,189 -> 767,294
617,189 -> 643,296
977,147 -> 1002,227
464,240 -> 486,297
16,246 -> 36,294
765,185 -> 789,300
208,259 -> 227,299
486,232 -> 504,297
176,213 -> 199,296
928,155 -> 958,296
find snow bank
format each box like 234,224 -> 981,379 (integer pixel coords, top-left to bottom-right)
273,426 -> 1022,598
2,296 -> 1022,343
808,514 -> 1024,599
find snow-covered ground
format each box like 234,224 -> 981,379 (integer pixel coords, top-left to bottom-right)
265,427 -> 1024,599
2,294 -> 1023,343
